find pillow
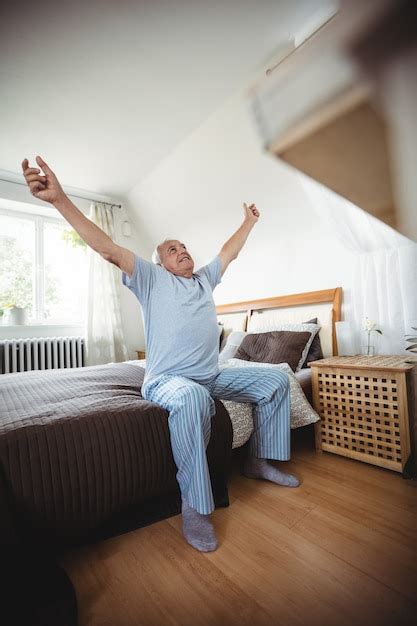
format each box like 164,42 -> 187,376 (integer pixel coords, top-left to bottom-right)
217,322 -> 224,349
249,321 -> 320,370
235,322 -> 319,372
219,322 -> 319,371
222,400 -> 254,449
235,330 -> 311,372
220,358 -> 320,429
303,318 -> 324,367
217,312 -> 247,350
219,330 -> 247,363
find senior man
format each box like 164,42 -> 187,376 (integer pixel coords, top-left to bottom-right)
22,156 -> 299,553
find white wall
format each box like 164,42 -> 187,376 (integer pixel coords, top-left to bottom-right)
126,89 -> 355,324
112,205 -> 150,357
126,87 -> 417,355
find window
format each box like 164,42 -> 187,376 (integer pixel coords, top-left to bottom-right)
0,208 -> 87,325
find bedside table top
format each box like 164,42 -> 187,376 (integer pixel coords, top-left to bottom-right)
309,355 -> 416,372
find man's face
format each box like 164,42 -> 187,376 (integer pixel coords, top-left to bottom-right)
158,240 -> 194,277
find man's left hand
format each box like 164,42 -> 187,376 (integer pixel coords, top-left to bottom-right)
243,202 -> 260,223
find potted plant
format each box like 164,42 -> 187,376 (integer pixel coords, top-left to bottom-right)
2,302 -> 29,325
405,325 -> 417,363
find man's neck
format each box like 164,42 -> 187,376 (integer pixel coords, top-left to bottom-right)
163,266 -> 194,279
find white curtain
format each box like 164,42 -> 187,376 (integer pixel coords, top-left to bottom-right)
299,174 -> 417,355
85,203 -> 128,365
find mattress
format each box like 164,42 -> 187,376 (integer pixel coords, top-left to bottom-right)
0,362 -> 232,547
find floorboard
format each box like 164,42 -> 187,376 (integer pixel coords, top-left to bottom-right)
62,432 -> 417,626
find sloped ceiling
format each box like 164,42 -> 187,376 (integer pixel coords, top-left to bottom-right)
0,0 -> 335,197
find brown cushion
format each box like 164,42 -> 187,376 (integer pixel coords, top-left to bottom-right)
235,330 -> 312,372
303,318 -> 323,367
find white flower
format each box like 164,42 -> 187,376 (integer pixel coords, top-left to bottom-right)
364,317 -> 377,332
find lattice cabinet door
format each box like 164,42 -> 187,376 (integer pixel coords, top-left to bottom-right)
310,357 -> 413,473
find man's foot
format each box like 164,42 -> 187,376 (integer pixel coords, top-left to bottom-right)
181,498 -> 218,552
243,456 -> 300,487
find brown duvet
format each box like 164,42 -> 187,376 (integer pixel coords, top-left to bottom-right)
0,363 -> 233,549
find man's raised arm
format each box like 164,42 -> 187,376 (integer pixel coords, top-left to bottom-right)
21,156 -> 135,277
218,202 -> 260,276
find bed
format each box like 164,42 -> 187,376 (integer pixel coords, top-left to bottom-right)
0,363 -> 232,549
0,287 -> 341,549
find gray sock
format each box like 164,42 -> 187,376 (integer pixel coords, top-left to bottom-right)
244,456 -> 300,487
181,497 -> 218,552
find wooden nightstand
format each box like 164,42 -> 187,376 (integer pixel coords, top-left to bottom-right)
310,356 -> 416,473
135,350 -> 146,360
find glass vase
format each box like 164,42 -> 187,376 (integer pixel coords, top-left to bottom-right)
361,341 -> 375,356
362,333 -> 375,356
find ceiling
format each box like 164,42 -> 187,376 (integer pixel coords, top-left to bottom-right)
0,0 -> 335,197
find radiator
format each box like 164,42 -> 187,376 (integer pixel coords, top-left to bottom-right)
0,337 -> 85,374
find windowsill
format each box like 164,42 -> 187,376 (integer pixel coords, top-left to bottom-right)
0,323 -> 85,339
0,323 -> 84,328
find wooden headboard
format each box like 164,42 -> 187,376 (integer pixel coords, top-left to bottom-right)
216,287 -> 342,356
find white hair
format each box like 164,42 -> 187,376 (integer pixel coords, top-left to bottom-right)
151,239 -> 172,265
151,245 -> 161,265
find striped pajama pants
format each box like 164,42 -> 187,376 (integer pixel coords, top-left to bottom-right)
142,367 -> 290,514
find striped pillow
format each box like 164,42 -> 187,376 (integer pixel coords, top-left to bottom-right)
235,328 -> 317,372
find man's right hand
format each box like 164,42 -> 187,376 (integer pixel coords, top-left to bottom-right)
21,155 -> 135,276
21,156 -> 66,206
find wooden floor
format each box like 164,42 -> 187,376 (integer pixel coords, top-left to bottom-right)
62,432 -> 417,626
